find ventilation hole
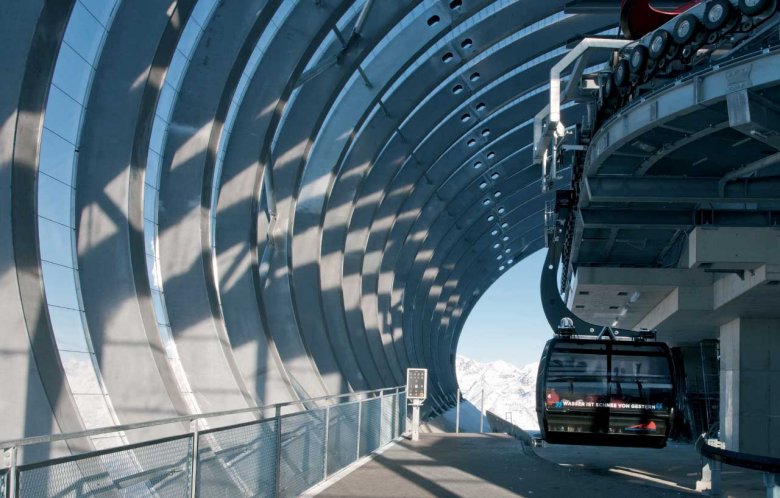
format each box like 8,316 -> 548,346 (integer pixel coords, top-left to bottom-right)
617,291 -> 628,296
473,161 -> 483,169
482,129 -> 491,137
460,113 -> 471,123
461,38 -> 473,49
479,181 -> 488,189
452,84 -> 464,94
427,15 -> 440,26
493,191 -> 502,198
476,102 -> 486,111
442,52 -> 454,63
470,72 -> 480,82
576,305 -> 585,309
467,139 -> 476,147
609,306 -> 619,310
487,151 -> 496,159
449,0 -> 463,9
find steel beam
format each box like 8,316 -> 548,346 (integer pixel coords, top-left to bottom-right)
579,208 -> 780,229
584,176 -> 780,204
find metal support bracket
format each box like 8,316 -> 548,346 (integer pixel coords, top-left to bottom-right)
533,37 -> 630,191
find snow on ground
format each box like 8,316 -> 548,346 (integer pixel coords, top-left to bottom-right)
424,398 -> 486,433
456,355 -> 539,431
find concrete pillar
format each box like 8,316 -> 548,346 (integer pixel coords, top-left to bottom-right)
719,318 -> 780,456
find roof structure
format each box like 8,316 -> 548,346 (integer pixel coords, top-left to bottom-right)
0,0 -> 617,453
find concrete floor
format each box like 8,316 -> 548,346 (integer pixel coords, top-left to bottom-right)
536,442 -> 765,498
316,434 -> 711,497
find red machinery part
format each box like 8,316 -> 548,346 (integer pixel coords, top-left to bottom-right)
619,0 -> 703,38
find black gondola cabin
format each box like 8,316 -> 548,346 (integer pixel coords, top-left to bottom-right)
536,337 -> 675,448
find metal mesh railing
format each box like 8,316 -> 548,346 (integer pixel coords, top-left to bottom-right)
359,398 -> 383,457
196,419 -> 277,497
399,392 -> 407,435
17,435 -> 192,497
278,410 -> 326,498
1,388 -> 406,497
326,402 -> 359,475
380,395 -> 395,445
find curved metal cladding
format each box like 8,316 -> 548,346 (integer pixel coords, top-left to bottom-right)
0,0 -> 616,458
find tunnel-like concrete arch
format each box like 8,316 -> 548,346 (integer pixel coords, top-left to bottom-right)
0,0 -> 616,458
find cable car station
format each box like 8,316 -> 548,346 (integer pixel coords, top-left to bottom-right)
1,0 -> 779,496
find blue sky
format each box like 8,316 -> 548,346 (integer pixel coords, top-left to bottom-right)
457,248 -> 551,367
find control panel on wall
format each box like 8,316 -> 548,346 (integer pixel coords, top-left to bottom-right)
406,368 -> 427,400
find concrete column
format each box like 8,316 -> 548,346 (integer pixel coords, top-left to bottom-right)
719,318 -> 780,456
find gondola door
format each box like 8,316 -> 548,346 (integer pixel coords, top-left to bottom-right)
605,344 -> 675,445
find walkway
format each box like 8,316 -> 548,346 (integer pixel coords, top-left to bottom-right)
315,433 -> 699,497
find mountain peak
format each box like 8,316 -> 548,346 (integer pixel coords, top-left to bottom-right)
455,355 -> 539,431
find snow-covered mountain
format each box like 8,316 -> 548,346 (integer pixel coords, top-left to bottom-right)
456,355 -> 539,431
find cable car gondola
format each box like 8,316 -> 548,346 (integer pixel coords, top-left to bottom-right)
536,331 -> 675,448
536,190 -> 676,448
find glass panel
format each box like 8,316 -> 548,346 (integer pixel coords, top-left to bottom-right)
60,351 -> 104,395
38,175 -> 73,227
146,254 -> 160,290
545,352 -> 608,406
39,128 -> 76,185
178,19 -> 202,56
63,2 -> 104,63
191,0 -> 218,25
144,219 -> 156,256
80,0 -> 115,27
41,261 -> 80,310
52,42 -> 92,104
147,149 -> 162,185
149,115 -> 167,154
144,184 -> 157,223
43,86 -> 82,145
48,306 -> 89,352
157,324 -> 174,348
38,217 -> 74,267
167,51 -> 188,91
72,394 -> 115,428
151,289 -> 168,322
157,82 -> 177,121
609,354 -> 673,408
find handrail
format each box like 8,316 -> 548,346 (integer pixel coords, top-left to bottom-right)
0,385 -> 405,449
695,435 -> 780,474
